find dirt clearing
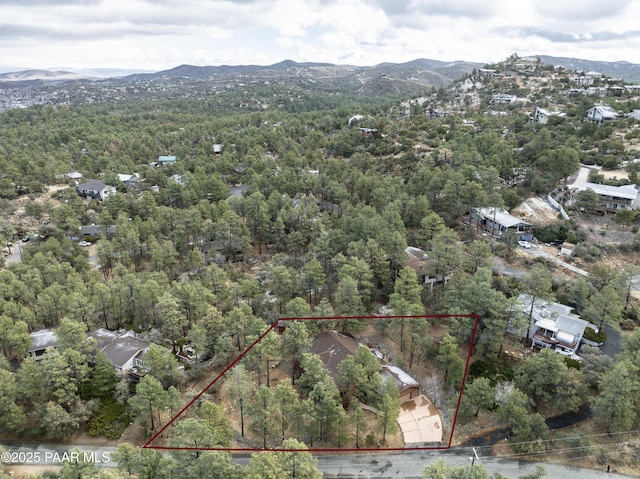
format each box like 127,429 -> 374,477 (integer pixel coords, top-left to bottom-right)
512,197 -> 559,225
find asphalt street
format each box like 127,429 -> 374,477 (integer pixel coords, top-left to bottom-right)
2,443 -> 637,478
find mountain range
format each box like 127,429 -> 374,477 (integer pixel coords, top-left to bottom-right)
2,55 -> 640,87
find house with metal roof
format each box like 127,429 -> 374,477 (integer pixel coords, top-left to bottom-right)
569,182 -> 640,214
157,155 -> 177,166
628,109 -> 640,120
586,105 -> 618,125
470,207 -> 534,241
529,107 -> 566,125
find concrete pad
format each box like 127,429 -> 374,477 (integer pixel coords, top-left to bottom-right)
397,394 -> 443,444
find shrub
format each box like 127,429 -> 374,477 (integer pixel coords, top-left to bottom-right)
468,359 -> 514,384
564,357 -> 581,370
88,398 -> 130,439
365,434 -> 376,447
583,327 -> 607,343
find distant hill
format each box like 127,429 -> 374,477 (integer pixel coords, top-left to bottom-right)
125,60 -> 338,80
5,55 -> 640,104
537,55 -> 640,83
120,59 -> 483,96
0,69 -> 90,82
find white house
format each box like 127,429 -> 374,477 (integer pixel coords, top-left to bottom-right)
628,110 -> 640,120
586,105 -> 618,125
519,294 -> 590,359
530,107 -> 566,125
492,94 -> 518,104
586,87 -> 607,98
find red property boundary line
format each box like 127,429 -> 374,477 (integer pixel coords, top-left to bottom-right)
144,313 -> 480,452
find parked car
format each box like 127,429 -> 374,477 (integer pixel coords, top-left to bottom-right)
518,240 -> 532,249
21,236 -> 29,242
78,241 -> 92,247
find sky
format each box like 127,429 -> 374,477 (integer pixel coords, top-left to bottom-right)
2,0 -> 640,73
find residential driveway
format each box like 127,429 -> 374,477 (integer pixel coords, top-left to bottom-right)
397,395 -> 442,444
570,165 -> 592,186
517,243 -> 588,276
493,258 -> 527,279
599,323 -> 622,359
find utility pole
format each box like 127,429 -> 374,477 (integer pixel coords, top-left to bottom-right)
291,452 -> 297,478
471,447 -> 479,467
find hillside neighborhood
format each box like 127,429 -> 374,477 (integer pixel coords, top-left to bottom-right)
2,53 -> 640,478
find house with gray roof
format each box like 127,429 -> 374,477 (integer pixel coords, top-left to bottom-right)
519,294 -> 590,359
470,207 -> 534,241
75,179 -> 116,201
80,224 -> 116,239
27,329 -> 59,359
29,327 -> 150,375
586,105 -> 618,125
530,107 -> 566,125
88,328 -> 150,375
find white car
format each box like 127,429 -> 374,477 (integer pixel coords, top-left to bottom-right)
78,241 -> 92,247
518,240 -> 532,249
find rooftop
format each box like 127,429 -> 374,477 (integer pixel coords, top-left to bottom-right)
571,182 -> 638,201
76,179 -> 110,192
473,207 -> 530,228
28,329 -> 59,352
88,328 -> 151,368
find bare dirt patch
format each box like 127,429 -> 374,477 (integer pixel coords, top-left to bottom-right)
599,168 -> 629,181
4,464 -> 62,479
512,197 -> 559,225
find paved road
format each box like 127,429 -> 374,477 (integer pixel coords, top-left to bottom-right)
2,443 -> 637,478
313,449 -> 637,478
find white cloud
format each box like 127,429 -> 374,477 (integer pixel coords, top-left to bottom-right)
1,0 -> 640,70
